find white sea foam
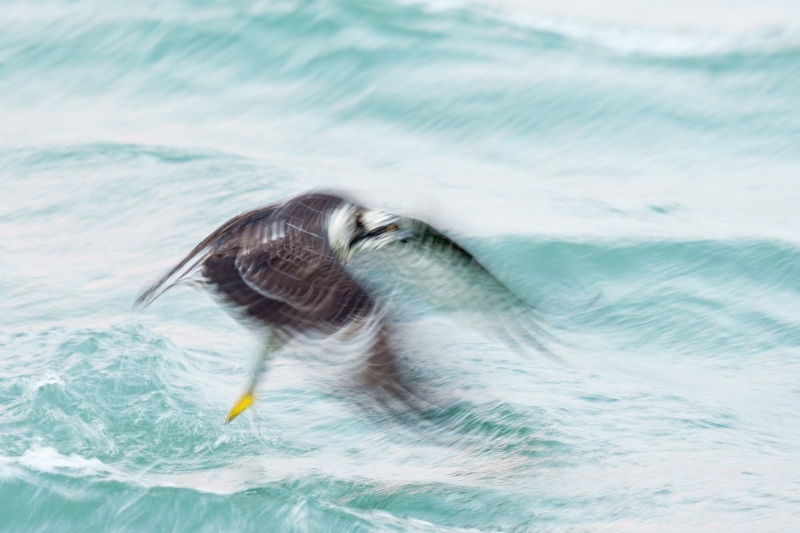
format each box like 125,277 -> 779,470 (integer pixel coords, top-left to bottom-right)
476,0 -> 800,32
16,446 -> 116,476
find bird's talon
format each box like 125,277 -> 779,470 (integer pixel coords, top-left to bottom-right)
225,391 -> 255,424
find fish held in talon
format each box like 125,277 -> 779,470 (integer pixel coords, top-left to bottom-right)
134,191 -> 556,425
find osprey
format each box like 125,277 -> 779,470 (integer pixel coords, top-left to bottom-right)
135,192 -> 553,423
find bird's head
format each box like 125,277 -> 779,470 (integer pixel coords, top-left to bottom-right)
328,204 -> 414,263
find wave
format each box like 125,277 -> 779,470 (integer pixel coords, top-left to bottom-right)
1,0 -> 798,169
2,1 -> 800,530
3,0 -> 799,75
470,237 -> 800,358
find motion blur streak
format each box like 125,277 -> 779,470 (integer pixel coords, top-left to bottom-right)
1,0 -> 800,531
134,191 -> 554,424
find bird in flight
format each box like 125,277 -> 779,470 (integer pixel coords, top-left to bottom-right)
135,192 -> 554,424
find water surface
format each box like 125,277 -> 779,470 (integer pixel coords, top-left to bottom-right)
2,0 -> 800,531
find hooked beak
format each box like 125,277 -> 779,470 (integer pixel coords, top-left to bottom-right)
349,221 -> 416,248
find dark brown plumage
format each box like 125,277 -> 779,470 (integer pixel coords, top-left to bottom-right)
137,193 -> 422,419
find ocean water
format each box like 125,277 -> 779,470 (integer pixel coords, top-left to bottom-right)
2,0 -> 800,531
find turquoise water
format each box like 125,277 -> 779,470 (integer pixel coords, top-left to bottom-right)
2,0 -> 800,530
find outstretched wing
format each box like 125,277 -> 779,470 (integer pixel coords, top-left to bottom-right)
133,207 -> 272,310
358,218 -> 563,363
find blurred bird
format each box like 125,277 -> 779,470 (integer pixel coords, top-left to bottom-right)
135,192 -> 554,424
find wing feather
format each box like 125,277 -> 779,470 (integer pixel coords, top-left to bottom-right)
134,207 -> 273,309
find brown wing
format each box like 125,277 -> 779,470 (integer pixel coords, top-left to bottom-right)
233,224 -> 427,402
133,206 -> 273,310
230,223 -> 373,332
